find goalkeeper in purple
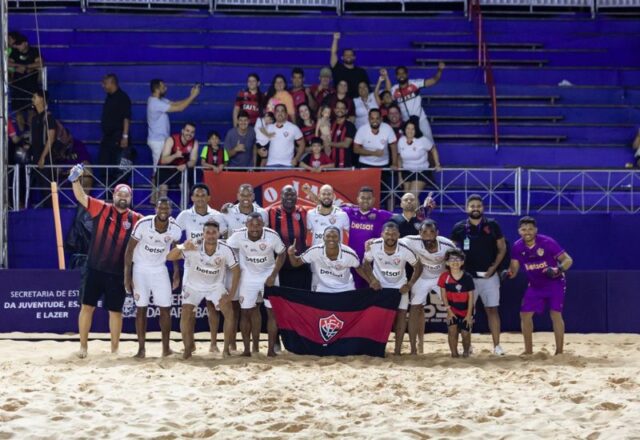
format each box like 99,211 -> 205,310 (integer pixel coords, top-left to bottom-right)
506,216 -> 573,355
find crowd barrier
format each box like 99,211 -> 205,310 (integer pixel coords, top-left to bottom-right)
1,269 -> 638,334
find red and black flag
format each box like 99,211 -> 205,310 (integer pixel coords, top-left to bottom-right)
265,286 -> 400,358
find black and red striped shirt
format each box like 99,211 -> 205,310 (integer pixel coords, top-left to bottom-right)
86,197 -> 142,274
438,271 -> 475,318
268,205 -> 308,270
329,120 -> 356,168
234,89 -> 263,125
299,121 -> 316,146
290,88 -> 308,109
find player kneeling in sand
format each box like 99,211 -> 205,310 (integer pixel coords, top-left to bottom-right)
362,222 -> 422,355
226,213 -> 287,357
167,221 -> 240,359
124,198 -> 183,358
438,249 -> 475,358
505,216 -> 573,355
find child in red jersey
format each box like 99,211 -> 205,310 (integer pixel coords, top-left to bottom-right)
438,248 -> 475,358
300,137 -> 333,173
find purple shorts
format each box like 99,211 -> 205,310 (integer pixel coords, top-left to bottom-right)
521,281 -> 566,314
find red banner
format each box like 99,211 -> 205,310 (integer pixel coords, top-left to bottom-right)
203,169 -> 381,210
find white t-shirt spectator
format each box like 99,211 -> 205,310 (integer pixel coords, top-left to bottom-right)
391,80 -> 425,121
354,122 -> 397,167
265,122 -> 303,167
146,96 -> 171,143
397,136 -> 434,172
354,93 -> 379,130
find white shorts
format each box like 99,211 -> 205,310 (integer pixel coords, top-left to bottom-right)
133,266 -> 172,307
181,284 -> 228,309
410,277 -> 440,306
238,273 -> 279,309
473,274 -> 500,308
147,140 -> 165,175
398,292 -> 409,310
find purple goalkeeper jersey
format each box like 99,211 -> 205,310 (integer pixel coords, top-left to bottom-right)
342,206 -> 393,258
512,234 -> 566,286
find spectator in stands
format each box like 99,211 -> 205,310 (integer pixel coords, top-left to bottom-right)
379,90 -> 394,120
323,79 -> 355,122
290,68 -> 313,112
330,32 -> 370,99
224,110 -> 257,169
310,67 -> 335,112
324,100 -> 357,168
397,119 -> 441,196
158,122 -> 199,199
146,79 -> 200,190
354,81 -> 380,130
99,74 -> 132,173
6,31 -> 22,75
629,128 -> 640,168
9,33 -> 42,132
391,63 -> 445,144
233,73 -> 263,127
300,137 -> 333,173
297,103 -> 316,146
386,104 -> 405,139
264,104 -> 305,168
373,69 -> 392,118
265,75 -> 295,122
200,130 -> 227,173
255,111 -> 275,167
315,105 -> 332,141
28,89 -> 55,172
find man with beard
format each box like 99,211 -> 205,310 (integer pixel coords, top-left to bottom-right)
290,67 -> 314,111
306,184 -> 350,247
323,100 -> 357,169
158,122 -> 199,200
175,184 -> 228,353
289,227 -> 369,293
451,194 -> 507,356
330,32 -> 370,99
267,185 -> 311,289
391,64 -> 445,144
146,79 -> 200,187
167,221 -> 240,359
70,166 -> 143,359
402,219 -> 456,355
227,213 -> 287,357
125,198 -> 182,358
363,222 -> 422,355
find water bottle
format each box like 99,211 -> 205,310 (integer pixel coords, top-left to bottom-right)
67,164 -> 84,183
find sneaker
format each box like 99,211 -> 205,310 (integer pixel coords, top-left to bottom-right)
493,345 -> 505,356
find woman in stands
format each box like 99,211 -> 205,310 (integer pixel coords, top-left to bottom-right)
397,119 -> 442,196
297,103 -> 317,147
354,80 -> 380,130
265,74 -> 296,123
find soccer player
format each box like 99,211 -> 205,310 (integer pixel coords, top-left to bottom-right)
506,217 -> 573,355
124,198 -> 182,358
305,184 -> 350,246
226,213 -> 287,357
167,221 -> 240,359
222,183 -> 268,234
363,222 -> 422,355
70,165 -> 142,359
175,183 -> 228,353
402,219 -> 456,355
439,249 -> 475,358
288,227 -> 370,293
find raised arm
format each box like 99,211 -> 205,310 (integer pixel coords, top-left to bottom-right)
424,62 -> 445,88
168,84 -> 200,113
330,32 -> 340,68
70,165 -> 89,208
287,240 -> 305,267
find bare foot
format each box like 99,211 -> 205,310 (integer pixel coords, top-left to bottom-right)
520,351 -> 533,356
76,347 -> 88,359
452,353 -> 460,358
417,344 -> 424,354
133,349 -> 146,359
209,343 -> 220,353
191,344 -> 196,353
394,349 -> 402,356
410,348 -> 417,355
554,350 -> 564,356
267,350 -> 277,357
252,344 -> 259,353
229,342 -> 237,352
162,348 -> 173,357
462,351 -> 469,358
241,350 -> 251,357
182,350 -> 192,360
222,350 -> 231,358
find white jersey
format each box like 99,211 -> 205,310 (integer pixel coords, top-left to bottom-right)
175,206 -> 228,242
223,203 -> 268,234
182,241 -> 238,292
301,244 -> 360,293
306,206 -> 350,246
401,235 -> 456,279
131,215 -> 182,268
364,238 -> 418,289
226,227 -> 285,276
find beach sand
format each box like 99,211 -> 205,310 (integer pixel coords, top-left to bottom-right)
0,332 -> 638,439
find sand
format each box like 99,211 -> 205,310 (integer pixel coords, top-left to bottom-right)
0,332 -> 639,439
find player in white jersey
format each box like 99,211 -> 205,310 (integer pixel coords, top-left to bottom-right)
175,183 -> 228,353
401,219 -> 456,355
226,212 -> 286,357
289,226 -> 369,293
124,198 -> 183,358
305,184 -> 350,246
167,220 -> 240,359
363,222 -> 423,355
221,183 -> 268,234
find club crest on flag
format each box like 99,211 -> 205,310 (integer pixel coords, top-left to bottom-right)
319,314 -> 344,342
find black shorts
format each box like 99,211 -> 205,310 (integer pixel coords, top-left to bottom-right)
448,315 -> 472,332
279,267 -> 312,290
81,267 -> 127,312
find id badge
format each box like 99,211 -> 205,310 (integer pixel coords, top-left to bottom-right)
463,238 -> 470,251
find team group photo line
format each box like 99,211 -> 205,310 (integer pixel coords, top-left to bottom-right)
69,161 -> 573,361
